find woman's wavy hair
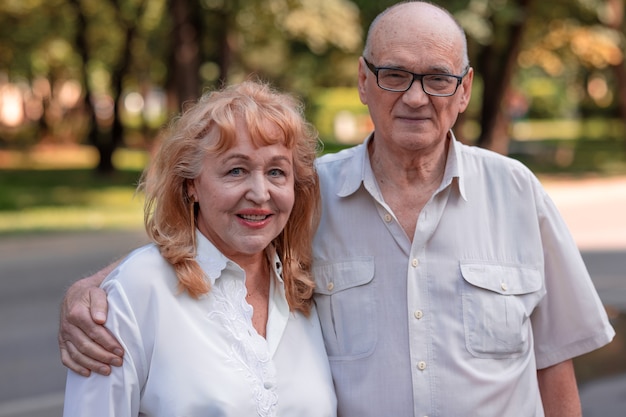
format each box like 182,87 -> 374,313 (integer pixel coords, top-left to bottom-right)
139,80 -> 321,315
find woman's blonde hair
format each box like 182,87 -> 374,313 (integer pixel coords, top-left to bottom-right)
139,80 -> 321,315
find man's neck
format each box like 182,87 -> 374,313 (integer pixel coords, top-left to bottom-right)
368,133 -> 449,190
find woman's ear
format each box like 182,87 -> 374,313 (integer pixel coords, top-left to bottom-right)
187,179 -> 197,202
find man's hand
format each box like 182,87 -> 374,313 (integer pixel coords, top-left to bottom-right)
58,264 -> 124,376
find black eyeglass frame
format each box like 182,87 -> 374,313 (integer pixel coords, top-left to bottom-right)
363,57 -> 469,97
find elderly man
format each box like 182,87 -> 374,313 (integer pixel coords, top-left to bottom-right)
59,2 -> 614,416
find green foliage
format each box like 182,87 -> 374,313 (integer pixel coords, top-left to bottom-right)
0,0 -> 625,168
0,0 -> 75,77
0,168 -> 141,211
510,137 -> 626,175
0,168 -> 144,234
509,118 -> 626,174
309,87 -> 368,143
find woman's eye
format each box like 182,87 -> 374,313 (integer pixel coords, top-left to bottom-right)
229,167 -> 244,176
268,168 -> 285,178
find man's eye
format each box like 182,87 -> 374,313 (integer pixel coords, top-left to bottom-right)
382,70 -> 409,79
426,75 -> 454,84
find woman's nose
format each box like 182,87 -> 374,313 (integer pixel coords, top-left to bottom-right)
245,172 -> 270,203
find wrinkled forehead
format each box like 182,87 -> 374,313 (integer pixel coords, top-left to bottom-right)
370,3 -> 464,60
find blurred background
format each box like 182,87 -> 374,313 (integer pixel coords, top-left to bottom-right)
0,0 -> 625,416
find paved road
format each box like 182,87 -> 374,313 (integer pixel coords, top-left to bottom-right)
0,230 -> 148,417
0,176 -> 624,417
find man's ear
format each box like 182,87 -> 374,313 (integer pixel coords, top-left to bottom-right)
357,57 -> 369,105
458,67 -> 474,113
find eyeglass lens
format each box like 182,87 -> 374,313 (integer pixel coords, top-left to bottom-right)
377,68 -> 458,95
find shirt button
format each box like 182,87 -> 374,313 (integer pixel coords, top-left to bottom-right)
411,258 -> 419,267
384,213 -> 392,222
264,381 -> 274,389
327,282 -> 334,291
501,282 -> 508,291
417,361 -> 427,371
414,310 -> 423,319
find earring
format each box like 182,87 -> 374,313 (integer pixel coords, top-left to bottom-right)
189,198 -> 197,248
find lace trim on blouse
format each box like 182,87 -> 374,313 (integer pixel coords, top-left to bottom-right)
199,253 -> 278,417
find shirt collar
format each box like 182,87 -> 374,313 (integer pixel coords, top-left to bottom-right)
442,130 -> 467,201
195,230 -> 230,287
194,230 -> 284,287
194,230 -> 289,356
335,134 -> 372,197
335,131 -> 467,201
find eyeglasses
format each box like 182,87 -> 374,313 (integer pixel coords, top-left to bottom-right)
363,57 -> 469,97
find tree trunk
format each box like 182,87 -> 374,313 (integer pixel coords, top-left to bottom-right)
611,63 -> 626,149
67,0 -> 99,162
606,0 -> 626,149
476,0 -> 533,154
167,0 -> 202,112
215,8 -> 231,86
95,0 -> 147,174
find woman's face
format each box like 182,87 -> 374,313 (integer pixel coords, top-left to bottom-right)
189,120 -> 295,264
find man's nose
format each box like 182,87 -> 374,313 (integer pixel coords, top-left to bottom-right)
402,79 -> 430,106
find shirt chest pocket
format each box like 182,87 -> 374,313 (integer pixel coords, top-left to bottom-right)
460,262 -> 544,359
313,258 -> 376,360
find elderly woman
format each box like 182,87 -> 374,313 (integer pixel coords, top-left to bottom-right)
62,80 -> 336,417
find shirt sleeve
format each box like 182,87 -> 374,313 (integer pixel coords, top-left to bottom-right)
530,179 -> 615,369
63,279 -> 146,417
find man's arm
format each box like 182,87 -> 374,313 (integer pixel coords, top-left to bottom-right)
58,261 -> 124,377
537,359 -> 582,417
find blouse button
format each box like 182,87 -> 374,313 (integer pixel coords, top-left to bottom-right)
414,310 -> 423,320
417,361 -> 427,371
327,282 -> 334,291
501,282 -> 508,292
411,258 -> 419,268
384,213 -> 392,222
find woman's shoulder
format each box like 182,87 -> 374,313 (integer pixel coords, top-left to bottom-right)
102,243 -> 178,298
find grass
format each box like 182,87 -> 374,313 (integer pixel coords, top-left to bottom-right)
0,167 -> 144,235
509,137 -> 626,175
1,131 -> 625,235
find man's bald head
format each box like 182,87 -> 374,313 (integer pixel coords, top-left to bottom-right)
363,1 -> 469,69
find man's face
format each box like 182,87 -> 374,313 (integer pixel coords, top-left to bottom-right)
358,4 -> 473,154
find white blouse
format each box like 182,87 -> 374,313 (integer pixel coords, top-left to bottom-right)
63,232 -> 336,417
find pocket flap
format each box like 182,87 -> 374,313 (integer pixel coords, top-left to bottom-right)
313,257 -> 375,295
460,262 -> 542,295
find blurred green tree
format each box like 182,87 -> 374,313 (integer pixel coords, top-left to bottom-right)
0,0 -> 362,173
0,0 -> 623,172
